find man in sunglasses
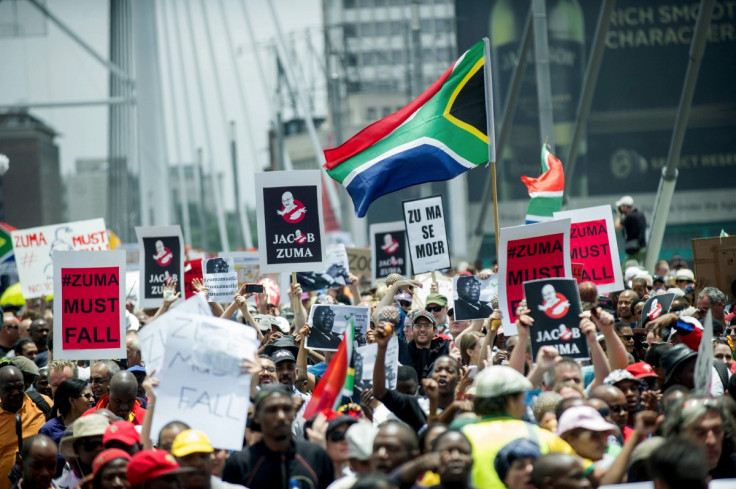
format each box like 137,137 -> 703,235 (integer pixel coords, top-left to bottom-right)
425,294 -> 450,336
57,413 -> 110,489
89,361 -> 121,402
590,385 -> 630,443
0,311 -> 20,358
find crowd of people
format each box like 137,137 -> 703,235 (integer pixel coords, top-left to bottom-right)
0,249 -> 734,489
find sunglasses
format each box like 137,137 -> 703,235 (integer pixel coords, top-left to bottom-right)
399,301 -> 412,308
426,306 -> 443,313
78,393 -> 95,400
329,430 -> 347,442
620,335 -> 634,341
610,404 -> 629,412
89,377 -> 110,384
596,407 -> 611,418
6,325 -> 18,330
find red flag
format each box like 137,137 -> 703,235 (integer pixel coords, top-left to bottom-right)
303,333 -> 348,419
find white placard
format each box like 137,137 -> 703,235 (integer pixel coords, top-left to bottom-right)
354,337 -> 399,392
554,205 -> 624,293
694,310 -> 714,395
305,304 -> 371,352
403,195 -> 450,274
254,170 -> 326,273
218,251 -> 260,288
12,218 -> 108,298
370,221 -> 410,283
498,219 -> 572,335
413,272 -> 455,311
136,226 -> 185,309
452,274 -> 498,321
150,314 -> 259,450
296,244 -> 351,292
202,257 -> 238,302
52,250 -> 125,360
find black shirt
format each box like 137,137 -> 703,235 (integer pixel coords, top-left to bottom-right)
378,388 -> 428,432
623,208 -> 646,247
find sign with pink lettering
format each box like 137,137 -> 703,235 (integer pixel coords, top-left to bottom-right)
498,219 -> 571,335
53,250 -> 126,360
12,218 -> 109,299
554,205 -> 623,293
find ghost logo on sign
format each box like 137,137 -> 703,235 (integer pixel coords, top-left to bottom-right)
647,298 -> 662,320
277,191 -> 307,223
538,284 -> 570,319
294,230 -> 307,245
559,325 -> 573,341
152,240 -> 174,267
381,234 -> 399,254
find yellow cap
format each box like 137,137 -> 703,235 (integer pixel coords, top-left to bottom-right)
170,429 -> 214,457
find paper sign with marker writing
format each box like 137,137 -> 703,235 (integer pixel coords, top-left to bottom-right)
402,195 -> 450,274
150,314 -> 259,450
53,250 -> 125,360
498,219 -> 571,335
554,206 -> 623,293
13,218 -> 109,298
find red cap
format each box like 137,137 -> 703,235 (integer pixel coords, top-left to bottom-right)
126,450 -> 192,486
626,362 -> 658,379
92,448 -> 132,479
104,421 -> 141,447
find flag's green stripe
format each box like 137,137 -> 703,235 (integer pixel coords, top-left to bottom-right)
527,196 -> 563,217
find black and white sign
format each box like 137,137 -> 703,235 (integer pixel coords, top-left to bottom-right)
136,226 -> 184,308
370,221 -> 410,283
296,244 -> 350,292
524,278 -> 589,360
305,304 -> 370,352
255,171 -> 325,273
402,195 -> 450,274
640,293 -> 675,329
452,274 -> 497,320
202,257 -> 238,302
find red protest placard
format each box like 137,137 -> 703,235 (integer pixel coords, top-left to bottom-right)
572,263 -> 585,284
498,220 -> 571,335
61,266 -> 121,349
184,259 -> 203,298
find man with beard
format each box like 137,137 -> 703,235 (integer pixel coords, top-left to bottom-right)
0,365 -> 45,489
398,310 -> 450,381
14,435 -> 58,489
222,384 -> 334,489
172,429 -> 244,489
373,317 -> 458,431
270,347 -> 310,432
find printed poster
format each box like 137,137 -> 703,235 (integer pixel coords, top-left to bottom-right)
370,221 -> 409,283
297,244 -> 350,292
136,226 -> 184,309
452,274 -> 498,321
305,304 -> 370,352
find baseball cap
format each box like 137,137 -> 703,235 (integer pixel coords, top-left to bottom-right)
603,369 -> 637,386
426,294 -> 448,307
411,310 -> 436,326
171,429 -> 214,457
271,349 -> 296,365
272,316 -> 291,334
346,422 -> 377,461
474,366 -> 532,398
92,448 -> 132,479
626,362 -> 658,379
253,314 -> 273,333
615,195 -> 634,208
103,421 -> 141,447
127,365 -> 146,374
556,405 -> 617,436
395,291 -> 412,302
326,416 -> 358,442
127,450 -> 195,486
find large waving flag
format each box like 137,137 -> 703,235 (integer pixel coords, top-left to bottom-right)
303,318 -> 355,419
324,39 -> 493,218
521,144 -> 565,224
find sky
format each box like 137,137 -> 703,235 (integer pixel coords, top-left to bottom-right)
0,0 -> 325,211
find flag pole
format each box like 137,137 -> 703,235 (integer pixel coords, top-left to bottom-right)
482,38 -> 500,260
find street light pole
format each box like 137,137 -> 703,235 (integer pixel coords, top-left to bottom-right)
0,154 -> 9,222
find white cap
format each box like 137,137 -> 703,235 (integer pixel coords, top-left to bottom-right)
616,195 -> 634,207
346,421 -> 377,460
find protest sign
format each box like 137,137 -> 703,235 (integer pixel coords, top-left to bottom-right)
452,274 -> 497,321
202,257 -> 238,302
297,244 -> 350,292
52,250 -> 125,360
125,270 -> 140,312
571,263 -> 585,284
498,219 -> 571,335
692,235 -> 736,302
370,221 -> 409,283
354,337 -> 399,392
255,170 -> 325,273
151,313 -> 259,450
136,226 -> 184,309
639,293 -> 675,329
12,218 -> 108,298
402,195 -> 450,274
184,259 -> 203,299
694,311 -> 714,396
524,278 -> 588,360
306,304 -> 370,352
554,206 -> 623,293
413,272 -> 454,311
346,248 -> 371,281
138,293 -> 212,375
219,251 -> 260,288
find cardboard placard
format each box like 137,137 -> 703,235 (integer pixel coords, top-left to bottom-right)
370,221 -> 410,283
402,195 -> 450,274
554,206 -> 624,293
692,235 -> 736,302
498,219 -> 571,335
524,278 -> 588,360
255,171 -> 326,273
452,275 -> 497,320
354,337 -> 399,392
53,250 -> 125,360
12,218 -> 108,298
305,304 -> 371,352
346,247 -> 371,282
296,244 -> 351,292
136,226 -> 185,309
202,257 -> 239,302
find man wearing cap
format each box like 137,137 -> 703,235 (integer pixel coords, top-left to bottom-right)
674,269 -> 695,290
614,196 -> 646,264
425,294 -> 450,336
0,365 -> 46,489
127,449 -> 195,489
266,337 -> 311,431
461,366 -> 583,489
223,384 -> 334,489
90,448 -> 131,489
399,310 -> 450,381
13,434 -> 58,489
57,413 -> 110,489
171,429 -> 244,489
104,421 -> 141,455
83,371 -> 146,425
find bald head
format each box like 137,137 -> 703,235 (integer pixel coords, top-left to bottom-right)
531,454 -> 590,489
110,371 -> 138,395
0,366 -> 26,413
20,434 -> 58,489
107,371 -> 139,420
